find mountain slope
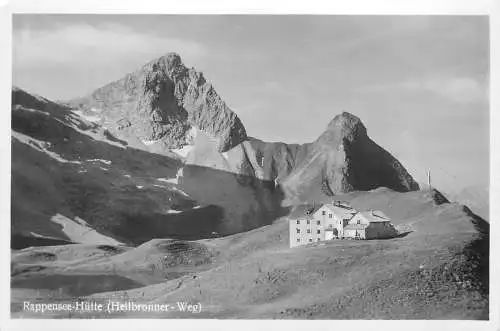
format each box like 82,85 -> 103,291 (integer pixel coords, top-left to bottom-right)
11,87 -> 284,248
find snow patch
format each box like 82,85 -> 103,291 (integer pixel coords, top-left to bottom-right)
142,139 -> 161,146
99,167 -> 109,171
49,152 -> 81,164
124,174 -> 131,178
157,177 -> 178,185
170,126 -> 199,157
193,205 -> 202,209
13,132 -> 81,165
87,159 -> 112,165
50,213 -> 123,245
176,167 -> 184,178
185,126 -> 199,144
136,185 -> 144,189
166,209 -> 182,214
172,186 -> 189,197
22,107 -> 50,116
74,217 -> 89,226
172,145 -> 193,158
90,107 -> 102,112
29,232 -> 46,238
73,110 -> 101,123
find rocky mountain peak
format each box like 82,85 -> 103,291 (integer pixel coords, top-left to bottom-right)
73,52 -> 247,153
282,110 -> 419,197
327,111 -> 367,141
163,52 -> 183,69
314,111 -> 368,148
142,52 -> 186,80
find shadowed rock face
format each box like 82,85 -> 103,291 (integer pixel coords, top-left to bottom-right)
313,112 -> 420,193
71,53 -> 247,153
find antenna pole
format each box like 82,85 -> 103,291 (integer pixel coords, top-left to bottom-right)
427,168 -> 432,191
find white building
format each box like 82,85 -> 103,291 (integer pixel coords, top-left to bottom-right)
288,201 -> 357,248
288,202 -> 398,247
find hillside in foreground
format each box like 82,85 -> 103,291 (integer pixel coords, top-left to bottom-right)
11,188 -> 489,319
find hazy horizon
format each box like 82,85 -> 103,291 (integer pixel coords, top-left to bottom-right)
12,15 -> 489,194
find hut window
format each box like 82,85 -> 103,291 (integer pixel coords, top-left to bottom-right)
322,211 -> 326,215
317,220 -> 320,225
296,220 -> 300,225
307,229 -> 311,234
329,213 -> 332,218
297,238 -> 300,243
306,220 -> 310,225
309,238 -> 312,242
317,229 -> 321,234
296,228 -> 300,234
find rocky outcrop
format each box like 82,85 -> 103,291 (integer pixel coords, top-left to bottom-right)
72,53 -> 247,152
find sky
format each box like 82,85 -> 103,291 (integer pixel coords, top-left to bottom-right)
12,15 -> 489,193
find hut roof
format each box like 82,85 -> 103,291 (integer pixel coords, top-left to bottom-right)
322,203 -> 358,219
358,210 -> 391,223
289,204 -> 323,219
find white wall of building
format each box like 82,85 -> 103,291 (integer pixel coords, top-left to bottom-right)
289,216 -> 325,248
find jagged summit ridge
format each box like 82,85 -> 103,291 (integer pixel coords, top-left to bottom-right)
74,52 -> 247,152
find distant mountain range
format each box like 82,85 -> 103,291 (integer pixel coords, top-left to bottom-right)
449,185 -> 489,221
67,53 -> 419,195
417,179 -> 489,221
